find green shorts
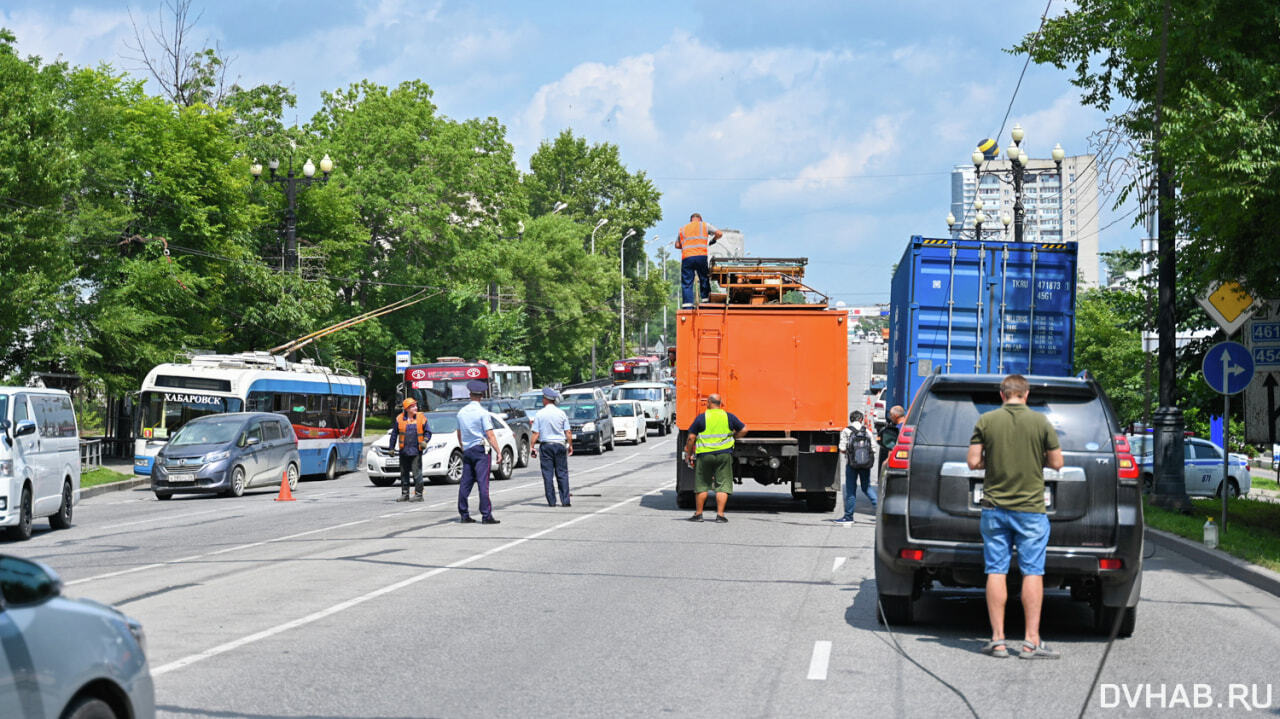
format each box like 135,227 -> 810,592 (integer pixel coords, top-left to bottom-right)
694,452 -> 734,494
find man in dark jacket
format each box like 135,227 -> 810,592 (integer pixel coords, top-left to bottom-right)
877,405 -> 905,478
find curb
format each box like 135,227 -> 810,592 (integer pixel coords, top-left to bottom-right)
1144,527 -> 1280,598
81,477 -> 151,499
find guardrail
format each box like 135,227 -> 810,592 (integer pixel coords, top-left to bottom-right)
80,438 -> 102,469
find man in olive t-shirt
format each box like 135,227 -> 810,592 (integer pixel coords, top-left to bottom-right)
967,374 -> 1064,660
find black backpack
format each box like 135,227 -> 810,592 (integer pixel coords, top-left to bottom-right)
846,426 -> 874,468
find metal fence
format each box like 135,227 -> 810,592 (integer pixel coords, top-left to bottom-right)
80,438 -> 103,469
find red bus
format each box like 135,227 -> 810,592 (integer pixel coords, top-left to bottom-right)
611,356 -> 661,384
403,359 -> 490,411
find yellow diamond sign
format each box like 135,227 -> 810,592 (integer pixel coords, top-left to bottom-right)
1197,280 -> 1258,335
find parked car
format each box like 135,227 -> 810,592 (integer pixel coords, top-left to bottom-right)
151,413 -> 300,500
565,399 -> 615,454
517,390 -> 545,413
609,381 -> 676,435
1129,434 -> 1252,498
875,374 -> 1143,636
562,387 -> 610,405
436,398 -> 533,467
608,400 -> 647,445
0,387 -> 80,540
0,554 -> 155,718
365,411 -> 517,486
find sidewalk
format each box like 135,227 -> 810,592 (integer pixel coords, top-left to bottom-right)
83,433 -> 384,499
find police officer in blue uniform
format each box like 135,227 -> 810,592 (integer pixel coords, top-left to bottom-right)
456,379 -> 502,524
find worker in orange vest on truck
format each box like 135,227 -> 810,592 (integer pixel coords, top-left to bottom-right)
675,212 -> 723,307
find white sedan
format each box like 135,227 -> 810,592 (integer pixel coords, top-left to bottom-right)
609,400 -> 647,445
366,411 -> 517,486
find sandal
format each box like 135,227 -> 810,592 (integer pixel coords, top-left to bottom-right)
981,639 -> 1009,658
1019,642 -> 1061,660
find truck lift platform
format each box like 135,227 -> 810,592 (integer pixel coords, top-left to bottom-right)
704,257 -> 830,307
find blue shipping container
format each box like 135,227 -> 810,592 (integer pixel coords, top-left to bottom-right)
885,236 -> 1078,410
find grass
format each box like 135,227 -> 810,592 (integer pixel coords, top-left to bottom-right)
80,466 -> 136,489
1142,495 -> 1280,573
1249,471 -> 1279,493
365,416 -> 392,431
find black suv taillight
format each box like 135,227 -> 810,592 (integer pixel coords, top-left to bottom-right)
1114,433 -> 1138,483
887,425 -> 915,469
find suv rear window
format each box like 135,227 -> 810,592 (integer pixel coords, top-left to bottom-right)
914,387 -> 1115,452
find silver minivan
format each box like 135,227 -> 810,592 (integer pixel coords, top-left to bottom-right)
0,388 -> 81,541
151,412 -> 300,499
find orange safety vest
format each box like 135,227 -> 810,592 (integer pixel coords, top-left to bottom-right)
677,220 -> 710,259
396,413 -> 428,451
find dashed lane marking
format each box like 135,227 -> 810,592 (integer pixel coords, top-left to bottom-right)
807,641 -> 832,680
151,479 -> 669,676
832,557 -> 846,572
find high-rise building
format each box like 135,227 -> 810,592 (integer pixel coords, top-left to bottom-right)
949,153 -> 1099,287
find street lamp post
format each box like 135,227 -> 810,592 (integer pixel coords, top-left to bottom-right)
589,217 -> 610,381
642,236 -> 660,350
251,153 -> 333,271
620,228 -> 636,357
591,217 -> 608,254
958,124 -> 1064,244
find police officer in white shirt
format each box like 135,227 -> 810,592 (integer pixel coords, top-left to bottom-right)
530,387 -> 574,507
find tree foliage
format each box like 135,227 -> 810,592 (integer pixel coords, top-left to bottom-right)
0,28 -> 668,405
1018,0 -> 1280,297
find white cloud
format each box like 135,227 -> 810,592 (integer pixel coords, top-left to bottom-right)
740,114 -> 904,208
515,53 -> 659,155
3,7 -> 133,67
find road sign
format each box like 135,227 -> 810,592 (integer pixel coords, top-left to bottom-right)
1244,300 -> 1280,444
1202,341 -> 1253,395
395,350 -> 411,371
1196,280 -> 1258,335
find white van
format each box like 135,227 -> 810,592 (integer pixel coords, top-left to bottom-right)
0,388 -> 80,540
609,381 -> 676,436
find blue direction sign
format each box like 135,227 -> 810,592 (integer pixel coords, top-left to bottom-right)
1203,341 -> 1254,395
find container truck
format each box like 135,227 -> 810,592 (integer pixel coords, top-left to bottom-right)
675,257 -> 848,511
885,236 -> 1078,411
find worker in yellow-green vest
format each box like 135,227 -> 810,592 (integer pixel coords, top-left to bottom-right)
682,393 -> 748,523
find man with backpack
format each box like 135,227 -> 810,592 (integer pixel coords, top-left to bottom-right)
834,411 -> 876,523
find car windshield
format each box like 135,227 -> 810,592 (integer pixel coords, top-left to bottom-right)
613,387 -> 662,402
422,413 -> 459,433
610,402 -> 636,417
565,403 -> 599,421
1130,435 -> 1153,457
519,395 -> 542,411
913,386 -> 1115,452
169,417 -> 245,446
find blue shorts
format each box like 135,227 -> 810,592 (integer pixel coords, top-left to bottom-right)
980,507 -> 1050,576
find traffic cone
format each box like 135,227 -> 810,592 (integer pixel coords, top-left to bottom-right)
275,470 -> 296,502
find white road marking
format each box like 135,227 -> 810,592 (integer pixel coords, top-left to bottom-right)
97,509 -> 221,531
807,641 -> 832,680
832,557 -> 846,572
70,441 -> 673,586
152,479 -> 668,677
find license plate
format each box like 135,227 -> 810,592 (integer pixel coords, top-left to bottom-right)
385,461 -> 399,469
168,473 -> 195,483
972,484 -> 1053,509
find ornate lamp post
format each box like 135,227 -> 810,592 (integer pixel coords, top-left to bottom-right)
250,153 -> 333,271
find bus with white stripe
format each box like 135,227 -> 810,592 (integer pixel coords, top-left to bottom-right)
134,352 -> 365,478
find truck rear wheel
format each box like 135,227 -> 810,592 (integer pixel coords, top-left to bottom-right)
805,492 -> 836,513
676,491 -> 694,509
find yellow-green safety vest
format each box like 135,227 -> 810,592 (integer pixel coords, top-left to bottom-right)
695,409 -> 735,454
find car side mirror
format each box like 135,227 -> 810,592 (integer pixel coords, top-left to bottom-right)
0,555 -> 63,607
246,436 -> 261,447
13,420 -> 36,438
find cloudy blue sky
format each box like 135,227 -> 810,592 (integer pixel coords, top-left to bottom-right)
4,0 -> 1140,304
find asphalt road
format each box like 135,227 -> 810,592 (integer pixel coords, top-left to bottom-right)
6,384 -> 1279,717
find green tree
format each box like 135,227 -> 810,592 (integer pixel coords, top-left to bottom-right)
524,130 -> 662,276
1074,288 -> 1147,424
1018,0 -> 1280,298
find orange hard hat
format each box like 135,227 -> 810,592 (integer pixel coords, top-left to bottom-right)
402,398 -> 417,409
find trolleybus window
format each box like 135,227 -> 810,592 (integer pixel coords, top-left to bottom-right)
137,392 -> 242,440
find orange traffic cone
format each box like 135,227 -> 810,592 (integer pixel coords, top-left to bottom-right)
275,470 -> 296,502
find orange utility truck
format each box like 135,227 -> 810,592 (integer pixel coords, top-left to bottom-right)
675,257 -> 849,511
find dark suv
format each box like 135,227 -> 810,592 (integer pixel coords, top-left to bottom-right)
436,398 -> 533,468
874,374 -> 1143,636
